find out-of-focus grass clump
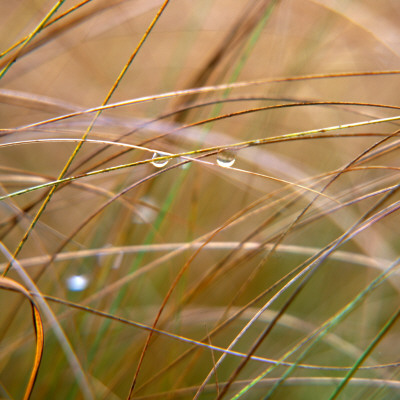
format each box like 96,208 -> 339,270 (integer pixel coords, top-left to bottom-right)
0,1 -> 399,399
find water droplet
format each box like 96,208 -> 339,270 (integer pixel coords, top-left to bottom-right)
151,152 -> 168,168
217,150 -> 235,167
66,275 -> 89,292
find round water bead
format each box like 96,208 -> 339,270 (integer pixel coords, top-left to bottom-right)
66,275 -> 89,292
151,152 -> 169,168
217,149 -> 236,167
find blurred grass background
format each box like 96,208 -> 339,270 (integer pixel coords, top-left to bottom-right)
0,0 -> 399,399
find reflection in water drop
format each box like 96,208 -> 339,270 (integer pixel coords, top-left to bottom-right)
151,152 -> 169,168
66,275 -> 89,292
217,149 -> 235,167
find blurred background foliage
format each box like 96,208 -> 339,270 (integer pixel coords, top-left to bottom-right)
0,0 -> 399,399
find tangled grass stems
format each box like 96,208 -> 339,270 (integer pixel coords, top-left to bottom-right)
1,1 -> 399,399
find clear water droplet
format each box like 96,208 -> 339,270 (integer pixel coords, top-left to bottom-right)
66,275 -> 89,292
217,150 -> 235,167
151,152 -> 168,168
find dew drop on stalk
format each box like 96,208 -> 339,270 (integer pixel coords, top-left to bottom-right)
66,275 -> 89,292
151,152 -> 169,168
217,149 -> 235,167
